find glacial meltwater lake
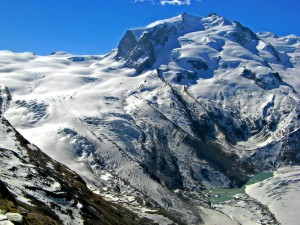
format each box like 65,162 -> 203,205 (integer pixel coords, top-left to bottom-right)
203,172 -> 274,204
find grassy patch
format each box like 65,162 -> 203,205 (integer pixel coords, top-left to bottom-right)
24,213 -> 59,225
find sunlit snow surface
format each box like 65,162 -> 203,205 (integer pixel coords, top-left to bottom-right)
246,166 -> 300,225
1,13 -> 300,224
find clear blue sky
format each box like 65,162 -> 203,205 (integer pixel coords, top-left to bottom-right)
0,0 -> 299,55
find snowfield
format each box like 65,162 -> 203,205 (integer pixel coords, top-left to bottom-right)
246,166 -> 300,225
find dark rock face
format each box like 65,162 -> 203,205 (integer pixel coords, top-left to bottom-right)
279,128 -> 300,164
115,24 -> 179,74
0,86 -> 12,114
124,33 -> 156,74
115,31 -> 155,74
152,24 -> 177,46
115,30 -> 138,60
142,142 -> 184,190
266,43 -> 281,62
241,68 -> 286,90
175,70 -> 196,83
0,180 -> 16,206
255,72 -> 283,90
231,21 -> 259,46
241,68 -> 256,80
187,59 -> 209,70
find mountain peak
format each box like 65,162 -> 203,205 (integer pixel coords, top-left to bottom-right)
114,13 -> 258,73
181,12 -> 201,20
208,12 -> 218,17
140,13 -> 228,31
145,13 -> 202,29
180,12 -> 190,17
257,31 -> 279,39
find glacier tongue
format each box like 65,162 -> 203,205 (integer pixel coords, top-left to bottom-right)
246,166 -> 300,225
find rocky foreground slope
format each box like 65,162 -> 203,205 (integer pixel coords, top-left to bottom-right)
0,94 -> 154,224
1,13 -> 300,224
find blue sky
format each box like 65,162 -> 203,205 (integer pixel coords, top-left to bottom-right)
0,0 -> 299,55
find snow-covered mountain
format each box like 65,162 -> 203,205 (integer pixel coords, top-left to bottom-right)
0,92 -> 155,225
1,12 -> 299,224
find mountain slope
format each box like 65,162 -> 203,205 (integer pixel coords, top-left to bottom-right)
0,94 -> 153,224
114,12 -> 300,185
246,166 -> 300,225
1,12 -> 300,224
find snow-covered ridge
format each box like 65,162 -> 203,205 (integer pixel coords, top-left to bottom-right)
0,106 -> 155,225
246,166 -> 300,225
132,13 -> 204,40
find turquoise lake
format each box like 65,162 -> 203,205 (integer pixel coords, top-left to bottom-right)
203,172 -> 274,204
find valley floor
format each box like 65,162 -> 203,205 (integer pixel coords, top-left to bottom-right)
203,166 -> 300,225
246,166 -> 300,225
